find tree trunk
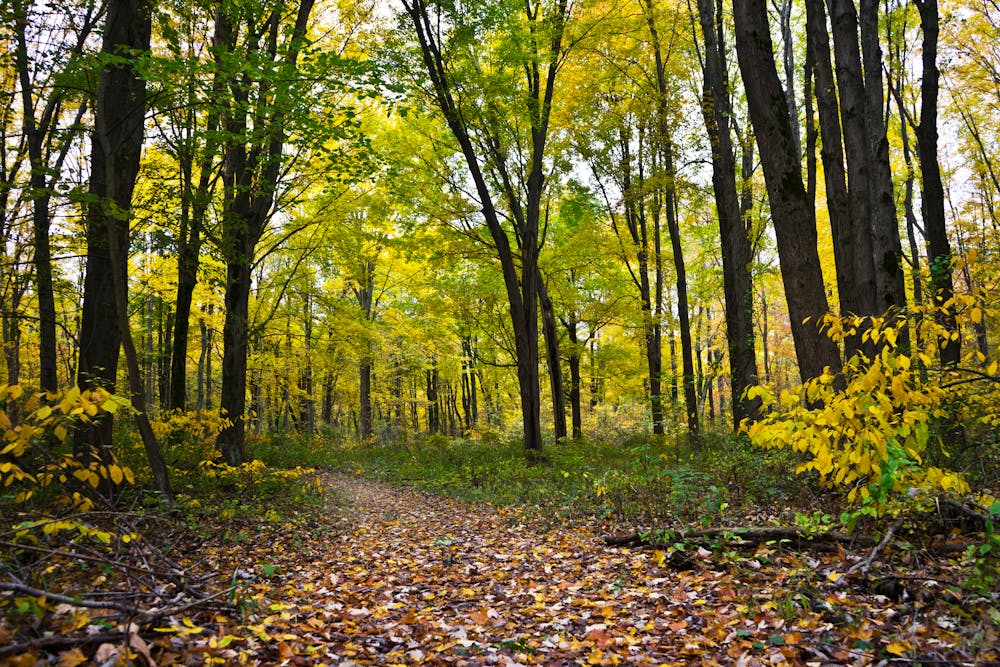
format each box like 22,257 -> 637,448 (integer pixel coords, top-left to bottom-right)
169,71 -> 220,412
403,0 -> 566,454
78,0 -> 171,500
426,360 -> 439,434
694,0 -> 760,427
13,0 -> 96,393
914,0 -> 958,365
75,0 -> 152,459
564,310 -> 583,440
859,0 -> 906,315
642,0 -> 697,437
804,0 -> 855,319
359,362 -> 372,440
217,258 -> 253,465
538,276 -> 567,440
214,0 -> 315,464
732,0 -> 840,381
827,0 -> 879,320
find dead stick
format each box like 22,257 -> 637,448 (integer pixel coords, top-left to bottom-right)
845,518 -> 903,578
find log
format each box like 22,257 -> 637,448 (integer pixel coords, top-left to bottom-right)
603,525 -> 875,549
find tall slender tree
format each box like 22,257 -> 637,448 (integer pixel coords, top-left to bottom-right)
213,0 -> 316,465
401,0 -> 571,452
914,0 -> 958,365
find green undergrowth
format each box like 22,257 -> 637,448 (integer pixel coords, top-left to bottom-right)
255,430 -> 818,527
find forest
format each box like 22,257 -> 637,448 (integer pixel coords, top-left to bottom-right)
1,0 -> 999,662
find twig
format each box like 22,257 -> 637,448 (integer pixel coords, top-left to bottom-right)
844,518 -> 903,578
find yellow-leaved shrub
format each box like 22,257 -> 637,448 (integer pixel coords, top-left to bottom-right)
0,384 -> 137,536
743,285 -> 998,509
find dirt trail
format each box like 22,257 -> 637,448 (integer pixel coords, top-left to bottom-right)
219,473 -> 985,665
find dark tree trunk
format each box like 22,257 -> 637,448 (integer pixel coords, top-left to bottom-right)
914,0 -> 958,365
77,0 -> 171,500
426,361 -> 439,434
300,293 -> 315,432
461,337 -> 478,431
662,155 -> 698,437
403,0 -> 567,453
75,0 -> 151,457
643,0 -> 697,438
218,258 -> 254,464
775,0 -> 799,160
827,0 -> 878,320
733,0 -> 840,380
860,0 -> 906,315
695,0 -> 760,427
805,0 -> 855,318
14,0 -> 96,393
359,363 -> 372,440
589,338 -> 601,410
563,310 -> 583,440
538,277 -> 567,440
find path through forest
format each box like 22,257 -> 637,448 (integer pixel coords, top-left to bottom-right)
194,472 -> 995,666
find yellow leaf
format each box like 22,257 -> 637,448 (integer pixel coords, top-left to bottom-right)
885,640 -> 911,656
970,308 -> 982,324
587,649 -> 605,665
35,405 -> 52,420
56,648 -> 88,667
109,465 -> 124,485
653,550 -> 666,567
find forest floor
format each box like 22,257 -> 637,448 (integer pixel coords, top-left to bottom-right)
2,470 -> 999,666
159,472 -> 996,665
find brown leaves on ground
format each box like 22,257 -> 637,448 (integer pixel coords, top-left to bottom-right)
3,472 -> 998,665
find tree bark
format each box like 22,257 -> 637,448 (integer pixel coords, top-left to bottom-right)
13,0 -> 97,393
402,0 -> 568,453
643,0 -> 698,438
827,0 -> 878,320
78,0 -> 171,500
860,0 -> 906,315
914,0 -> 958,365
694,0 -> 760,427
732,0 -> 840,381
76,0 -> 152,458
538,276 -> 567,440
168,105 -> 217,411
804,0 -> 854,319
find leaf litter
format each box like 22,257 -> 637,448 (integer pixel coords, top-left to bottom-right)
2,471 -> 998,665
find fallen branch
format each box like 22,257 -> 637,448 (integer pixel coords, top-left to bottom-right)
0,629 -> 128,659
0,579 -> 151,616
844,518 -> 903,578
0,579 -> 233,620
603,525 -> 874,550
